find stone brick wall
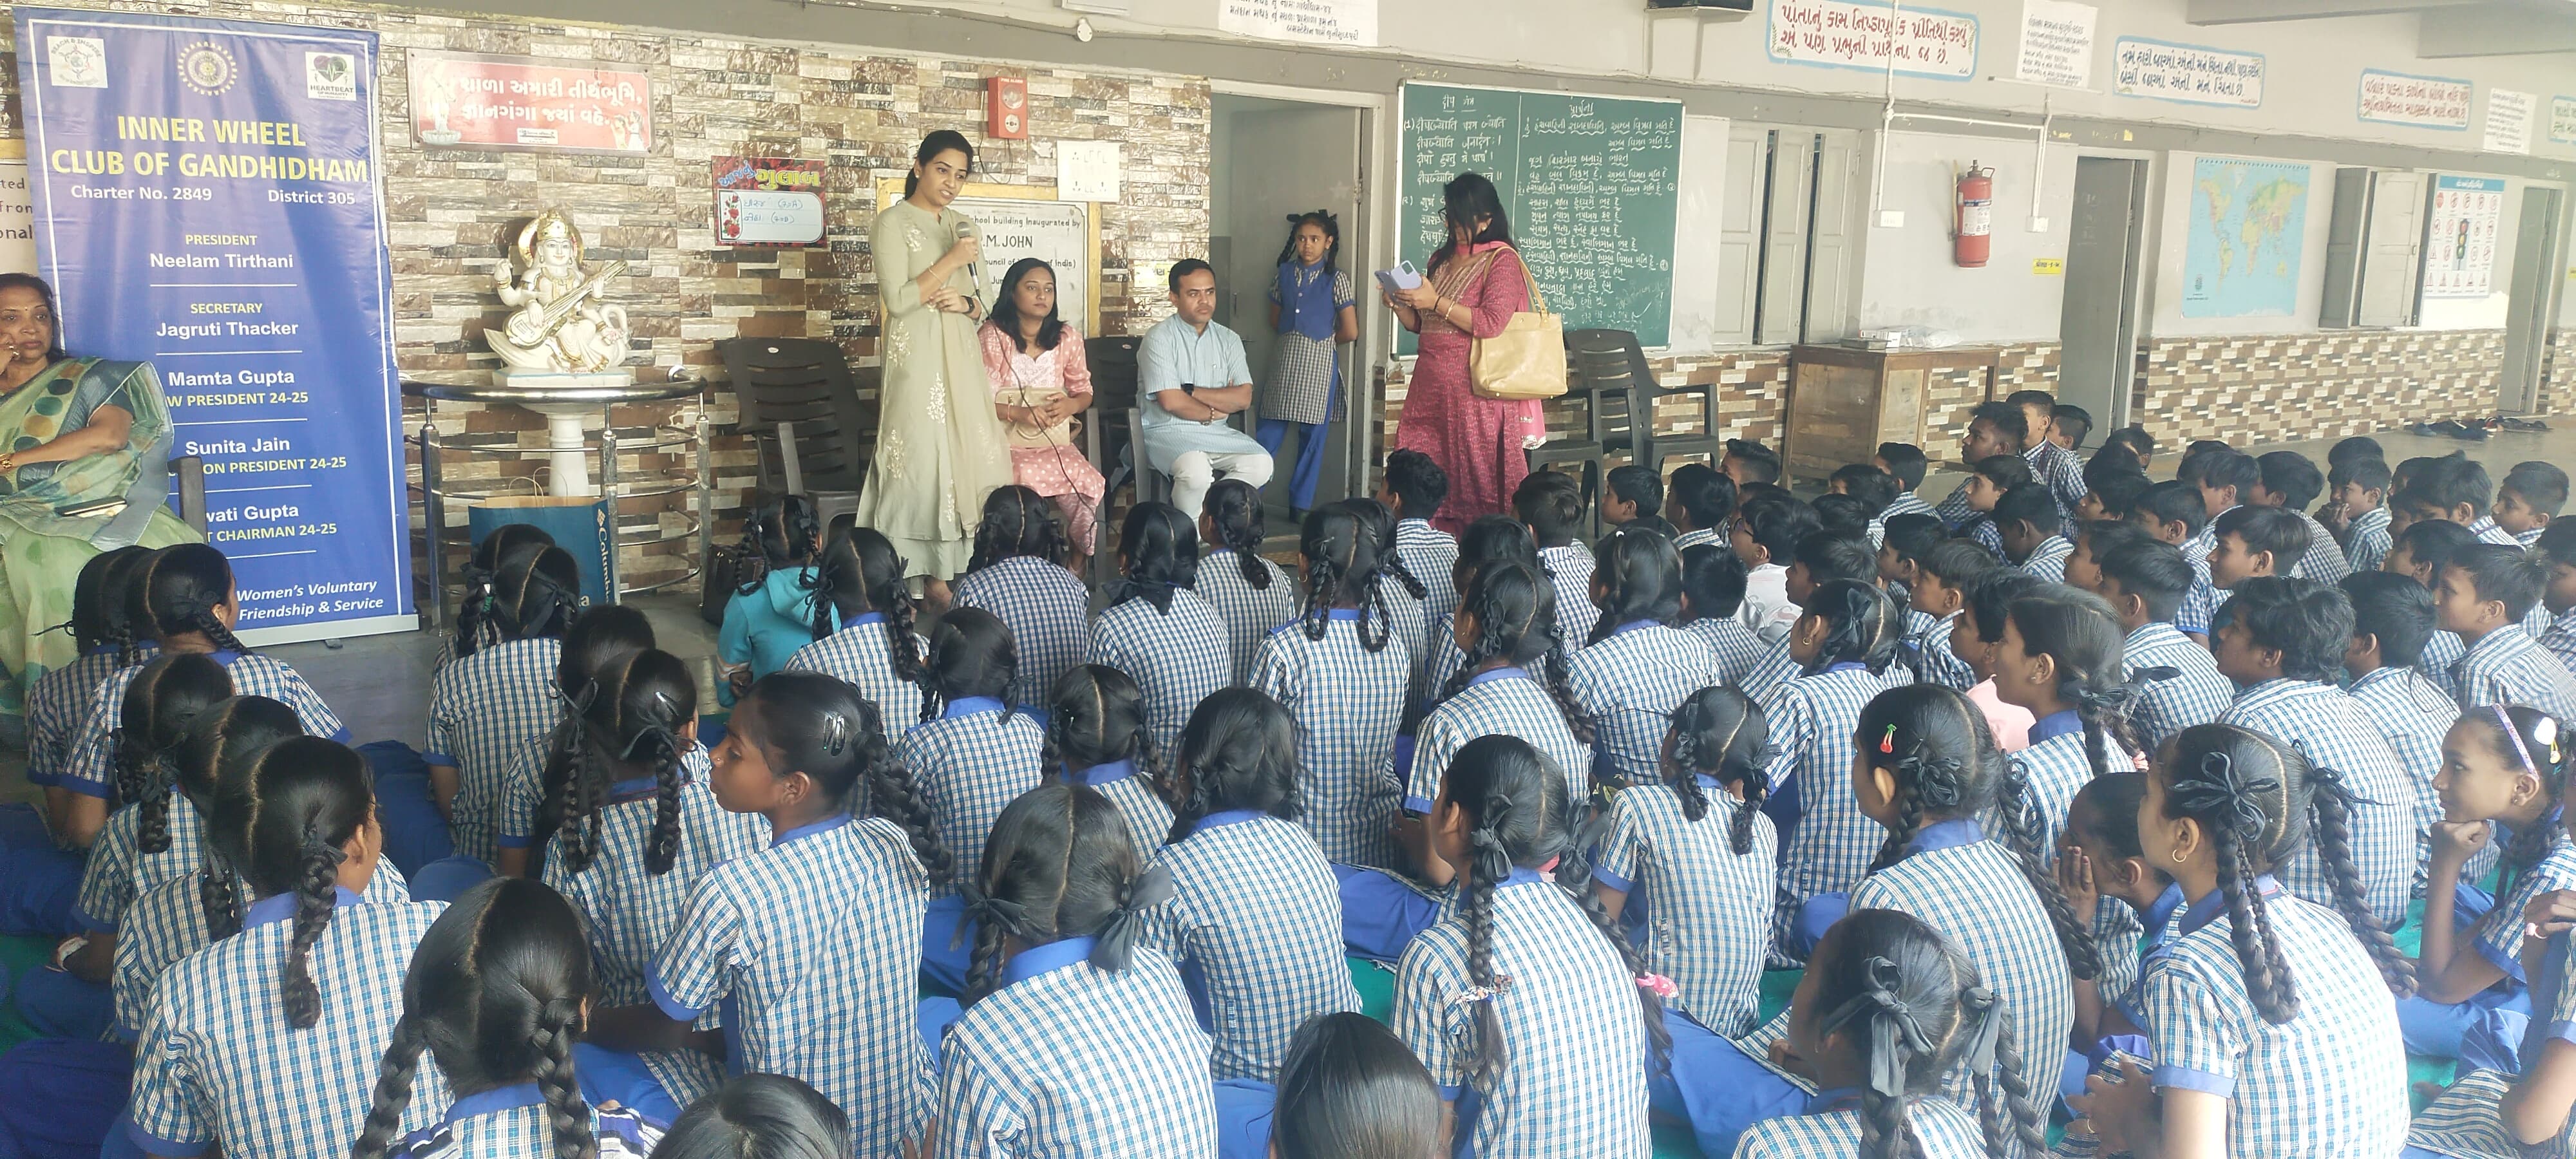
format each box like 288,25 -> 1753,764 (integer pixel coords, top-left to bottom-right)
0,1 -> 1211,599
2128,330 -> 2511,449
2540,328 -> 2573,418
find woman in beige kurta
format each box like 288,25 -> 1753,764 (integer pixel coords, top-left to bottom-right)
857,131 -> 1014,594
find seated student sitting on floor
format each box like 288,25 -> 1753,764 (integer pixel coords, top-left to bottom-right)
2209,504 -> 2308,605
1392,733 -> 1663,1159
2329,455 -> 2397,574
1665,462 -> 1738,553
425,540 -> 583,869
1953,569 -> 2045,752
1993,485 -> 2071,583
1955,453 -> 2033,561
2055,773 -> 2181,1106
2066,723 -> 2416,1159
936,784 -> 1227,1157
624,675 -> 954,1158
2009,389 -> 2085,534
1678,543 -> 1765,686
1878,511 -> 1944,611
1732,489 -> 1820,645
895,608 -> 1045,992
1600,463 -> 1665,534
1376,449 -> 1459,625
2541,520 -> 2576,677
1517,469 -> 1599,649
1904,540 -> 1991,692
1039,663 -> 1171,869
1265,1013 -> 1443,1159
1090,502 -> 1231,753
1993,587 -> 2143,854
1195,478 -> 1296,684
2251,449 -> 2351,582
2086,536 -> 2233,755
2130,478 -> 2220,641
1568,527 -> 1721,788
2497,461 -> 2568,549
715,496 -> 824,704
1664,681 -> 2088,1158
2078,458 -> 2152,526
1875,441 -> 1935,522
785,525 -> 931,727
1828,462 -> 1900,547
2394,519 -> 2483,706
493,606 -> 658,880
953,485 -> 1093,711
1249,504 -> 1409,869
1723,438 -> 1783,490
2401,453 -> 2521,548
2341,571 -> 2465,876
2440,544 -> 2576,719
2399,706 -> 2576,1062
23,545 -> 153,810
351,878 -> 668,1159
1757,580 -> 1913,956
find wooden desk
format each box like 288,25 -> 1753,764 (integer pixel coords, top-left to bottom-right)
1783,344 -> 2008,482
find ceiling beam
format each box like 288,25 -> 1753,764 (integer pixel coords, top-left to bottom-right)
2416,5 -> 2576,54
2188,0 -> 2482,23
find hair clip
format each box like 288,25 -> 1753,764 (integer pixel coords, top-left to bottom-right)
1445,977 -> 1513,1010
1880,724 -> 1899,755
2537,716 -> 2562,766
1635,973 -> 1679,999
821,713 -> 848,756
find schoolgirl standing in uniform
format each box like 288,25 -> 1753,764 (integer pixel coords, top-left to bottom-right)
1195,479 -> 1296,684
2070,723 -> 2414,1158
636,674 -> 951,1158
1993,588 -> 2143,853
1248,502 -> 1411,868
538,649 -> 768,1117
1392,734 -> 1662,1158
1422,516 -> 1538,699
1041,663 -> 1173,868
954,485 -> 1093,710
24,545 -> 151,798
425,544 -> 582,867
1734,909 -> 2045,1159
125,737 -> 451,1159
783,526 -> 930,727
1088,502 -> 1231,754
934,784 -> 1219,1158
351,878 -> 665,1159
2398,707 -> 2576,1060
491,606 -> 658,880
55,543 -> 345,848
1569,527 -> 1721,787
893,608 -> 1045,992
1394,560 -> 1592,879
1759,579 -> 1911,953
1139,688 -> 1360,1124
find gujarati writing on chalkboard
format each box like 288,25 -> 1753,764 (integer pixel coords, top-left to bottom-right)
1399,83 -> 1681,348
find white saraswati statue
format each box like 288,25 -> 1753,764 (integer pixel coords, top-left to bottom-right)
487,209 -> 632,374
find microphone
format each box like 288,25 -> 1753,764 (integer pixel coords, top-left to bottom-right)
955,216 -> 981,297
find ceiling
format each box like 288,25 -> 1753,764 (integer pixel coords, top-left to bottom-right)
2184,0 -> 2576,57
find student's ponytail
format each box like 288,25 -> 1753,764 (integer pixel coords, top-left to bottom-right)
1808,910 -> 2040,1159
1439,560 -> 1593,744
1298,504 -> 1393,650
1205,478 -> 1273,590
123,653 -> 235,852
2005,590 -> 2141,781
2159,726 -> 2312,1022
967,485 -> 1067,576
1585,528 -> 1684,648
207,736 -> 369,1030
1162,689 -> 1300,844
1804,580 -> 1907,675
144,544 -> 252,655
1347,498 -> 1426,604
283,822 -> 345,1028
108,547 -> 160,669
456,525 -> 555,659
1994,758 -> 2102,981
493,546 -> 583,645
1959,986 -> 2048,1158
1110,503 -> 1199,614
1665,685 -> 1769,854
352,1017 -> 430,1159
551,650 -> 695,877
742,495 -> 821,589
67,547 -> 148,657
2305,760 -> 2416,997
961,784 -> 1142,1007
533,1001 -> 595,1159
856,702 -> 952,888
920,608 -> 1017,726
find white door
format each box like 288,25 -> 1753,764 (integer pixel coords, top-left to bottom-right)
1218,101 -> 1364,509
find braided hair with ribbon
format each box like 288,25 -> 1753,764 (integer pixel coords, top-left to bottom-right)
1163,688 -> 1300,845
1435,560 -> 1594,746
352,878 -> 601,1159
453,524 -> 556,660
204,737 -> 372,1029
140,543 -> 251,656
736,672 -> 951,888
2000,589 -> 2152,784
920,607 -> 1018,727
967,484 -> 1070,576
1797,909 -> 2043,1159
486,545 -> 583,648
1584,526 -> 1685,648
1106,502 -> 1202,616
543,650 -> 696,876
1433,734 -> 1668,1088
803,526 -> 931,715
1796,580 -> 1908,678
62,545 -> 150,659
1663,684 -> 1770,853
117,653 -> 234,853
526,607 -> 656,875
174,695 -> 303,939
960,782 -> 1166,1006
1296,503 -> 1396,651
1855,684 -> 2101,981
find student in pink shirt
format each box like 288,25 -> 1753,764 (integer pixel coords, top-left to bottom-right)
1952,568 -> 2046,751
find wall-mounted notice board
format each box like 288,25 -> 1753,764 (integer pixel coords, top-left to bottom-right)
1398,82 -> 1683,349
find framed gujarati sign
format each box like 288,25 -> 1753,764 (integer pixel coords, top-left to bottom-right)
407,49 -> 651,154
873,178 -> 1103,335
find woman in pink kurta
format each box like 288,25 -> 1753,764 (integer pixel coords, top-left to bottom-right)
1386,172 -> 1546,536
978,258 -> 1106,566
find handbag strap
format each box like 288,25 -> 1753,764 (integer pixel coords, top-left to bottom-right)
1486,246 -> 1550,317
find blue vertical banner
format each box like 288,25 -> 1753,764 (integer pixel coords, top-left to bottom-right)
14,8 -> 409,645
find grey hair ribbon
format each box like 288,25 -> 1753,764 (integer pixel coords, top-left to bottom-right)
1089,863 -> 1177,972
1822,956 -> 1935,1098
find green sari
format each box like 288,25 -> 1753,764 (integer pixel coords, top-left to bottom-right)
0,358 -> 202,717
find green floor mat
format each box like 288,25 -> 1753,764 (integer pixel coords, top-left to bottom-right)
0,933 -> 60,1050
1757,968 -> 1802,1026
1349,956 -> 1397,1024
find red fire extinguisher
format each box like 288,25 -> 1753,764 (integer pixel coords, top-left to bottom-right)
1955,162 -> 1994,269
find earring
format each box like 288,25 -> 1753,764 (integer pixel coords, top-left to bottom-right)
2170,848 -> 2188,864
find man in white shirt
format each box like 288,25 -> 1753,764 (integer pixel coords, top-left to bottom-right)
1137,259 -> 1273,516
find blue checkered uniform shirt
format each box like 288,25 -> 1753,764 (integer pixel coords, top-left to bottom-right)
2177,536 -> 2222,637
1909,610 -> 1977,691
1539,543 -> 1602,652
1763,664 -> 1912,945
2029,440 -> 2087,536
1249,610 -> 1410,867
2345,505 -> 2393,574
426,636 -> 565,865
1139,813 -> 1361,1081
2408,927 -> 2576,1158
892,700 -> 1046,898
2019,534 -> 2073,584
2457,624 -> 2576,720
385,1089 -> 661,1159
1194,550 -> 1299,684
1065,760 -> 1173,868
934,941 -> 1218,1158
2543,608 -> 2576,679
128,892 -> 450,1159
2221,679 -> 2418,926
26,643 -> 151,787
2291,511 -> 2350,582
1736,637 -> 1804,706
1398,518 -> 1461,624
650,816 -> 934,1158
1089,589 -> 1233,755
1687,616 -> 1769,688
1569,621 -> 1722,787
1884,490 -> 1936,522
1400,670 -> 1593,815
1674,527 -> 1725,552
1935,477 -> 1975,530
113,861 -> 409,1042
545,756 -> 768,1108
73,791 -> 205,935
1425,611 -> 1468,699
956,556 -> 1094,709
2141,885 -> 2409,1158
61,652 -> 346,802
1736,1095 -> 1989,1159
2348,666 -> 2457,875
784,613 -> 929,728
1394,873 -> 1653,1159
1594,780 -> 1776,1035
2124,622 -> 2233,751
2014,712 -> 2117,857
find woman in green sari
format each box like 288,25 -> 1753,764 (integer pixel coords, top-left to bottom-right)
0,274 -> 202,727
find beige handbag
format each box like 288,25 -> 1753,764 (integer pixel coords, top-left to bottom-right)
999,353 -> 1075,449
1466,247 -> 1567,401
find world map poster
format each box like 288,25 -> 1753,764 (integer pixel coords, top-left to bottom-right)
2181,156 -> 2309,319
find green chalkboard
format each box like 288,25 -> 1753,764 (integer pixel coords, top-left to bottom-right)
1398,82 -> 1682,350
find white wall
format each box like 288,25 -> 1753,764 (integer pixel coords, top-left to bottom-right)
1854,133 -> 2078,343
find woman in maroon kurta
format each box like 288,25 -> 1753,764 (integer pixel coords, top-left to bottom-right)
1385,173 -> 1546,536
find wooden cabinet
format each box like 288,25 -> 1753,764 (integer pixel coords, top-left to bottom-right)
1783,344 -> 2005,483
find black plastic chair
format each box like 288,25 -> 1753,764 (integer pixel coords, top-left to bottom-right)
1524,343 -> 1606,539
1084,334 -> 1160,510
715,337 -> 871,526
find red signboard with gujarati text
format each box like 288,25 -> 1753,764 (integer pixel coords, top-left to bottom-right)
407,50 -> 650,154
